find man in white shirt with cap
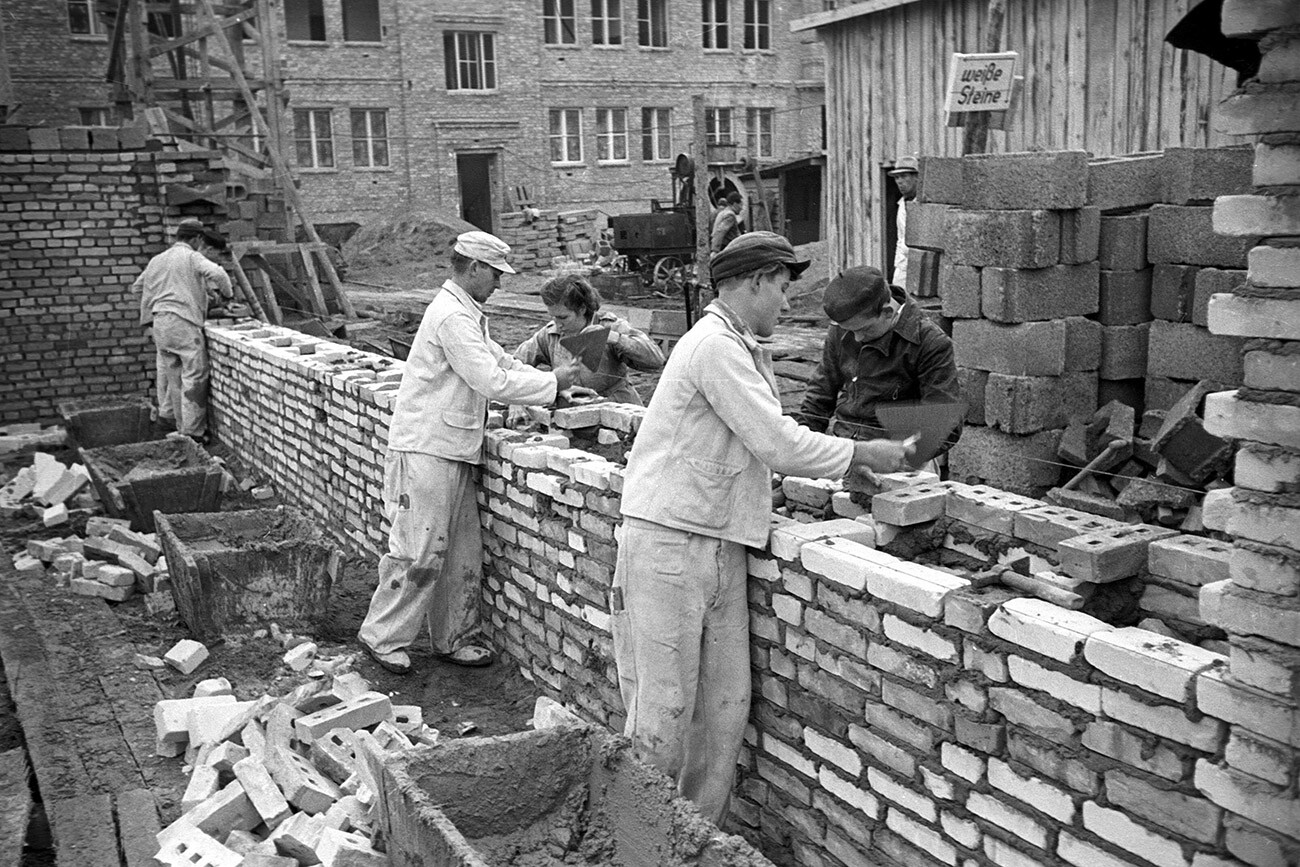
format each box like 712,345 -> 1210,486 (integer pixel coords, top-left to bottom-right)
890,156 -> 919,289
359,230 -> 582,674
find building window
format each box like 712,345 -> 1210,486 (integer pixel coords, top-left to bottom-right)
342,0 -> 382,42
78,107 -> 113,126
294,109 -> 334,168
544,0 -> 577,44
705,107 -> 733,144
444,32 -> 497,91
702,0 -> 728,49
350,109 -> 389,168
636,0 -> 667,47
595,108 -> 628,163
285,0 -> 327,41
67,0 -> 104,35
641,107 -> 671,161
746,107 -> 773,158
549,109 -> 583,164
591,0 -> 622,45
743,0 -> 770,50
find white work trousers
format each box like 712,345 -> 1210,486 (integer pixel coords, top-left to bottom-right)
611,517 -> 751,826
152,312 -> 209,437
358,450 -> 483,656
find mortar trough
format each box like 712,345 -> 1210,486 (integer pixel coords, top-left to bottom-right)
374,725 -> 776,867
154,507 -> 336,641
58,395 -> 161,450
79,437 -> 223,532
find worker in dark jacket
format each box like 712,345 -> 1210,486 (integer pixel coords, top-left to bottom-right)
797,266 -> 962,457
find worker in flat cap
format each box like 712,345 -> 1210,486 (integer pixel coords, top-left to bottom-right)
613,232 -> 915,824
797,264 -> 961,463
890,156 -> 920,289
359,230 -> 584,675
134,218 -> 234,445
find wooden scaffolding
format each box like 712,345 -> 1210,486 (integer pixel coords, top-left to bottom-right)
103,0 -> 354,322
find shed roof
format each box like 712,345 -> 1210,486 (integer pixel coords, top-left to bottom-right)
790,0 -> 924,33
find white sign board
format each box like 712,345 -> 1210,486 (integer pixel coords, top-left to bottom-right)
944,52 -> 1018,113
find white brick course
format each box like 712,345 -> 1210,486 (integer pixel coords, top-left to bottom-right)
988,598 -> 1112,663
1084,628 -> 1227,702
1007,654 -> 1101,713
1082,801 -> 1191,867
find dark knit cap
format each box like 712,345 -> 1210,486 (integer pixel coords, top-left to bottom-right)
822,266 -> 891,323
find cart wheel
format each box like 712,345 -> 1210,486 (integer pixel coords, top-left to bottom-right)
652,256 -> 688,289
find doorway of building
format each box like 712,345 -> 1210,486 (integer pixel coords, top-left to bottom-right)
881,163 -> 903,283
784,166 -> 822,245
457,153 -> 495,233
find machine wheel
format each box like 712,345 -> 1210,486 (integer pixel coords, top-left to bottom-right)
652,256 -> 689,290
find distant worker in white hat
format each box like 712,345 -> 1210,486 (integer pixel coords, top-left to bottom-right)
889,156 -> 920,288
359,230 -> 583,674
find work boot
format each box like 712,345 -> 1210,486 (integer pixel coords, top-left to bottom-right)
362,643 -> 411,675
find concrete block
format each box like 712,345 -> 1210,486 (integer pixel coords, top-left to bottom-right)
164,639 -> 209,675
1192,268 -> 1247,326
1099,323 -> 1150,380
938,261 -> 981,318
961,150 -> 1089,210
952,319 -> 1067,376
1149,204 -> 1253,268
59,126 -> 91,150
1148,535 -> 1232,587
1147,321 -> 1244,384
958,368 -> 988,425
918,155 -> 964,204
945,208 -> 1061,268
1207,294 -> 1300,341
1060,207 -> 1101,264
984,373 -> 1095,435
232,756 -> 292,830
1084,627 -> 1226,701
27,127 -> 62,150
1063,316 -> 1102,372
988,597 -> 1112,663
1058,524 -> 1178,583
1150,264 -> 1200,322
904,201 -> 951,250
948,426 -> 1063,494
1088,153 -> 1165,212
1212,193 -> 1300,237
1098,214 -> 1149,270
980,263 -> 1099,323
1162,146 -> 1253,204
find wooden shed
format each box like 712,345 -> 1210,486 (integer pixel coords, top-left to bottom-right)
792,0 -> 1249,273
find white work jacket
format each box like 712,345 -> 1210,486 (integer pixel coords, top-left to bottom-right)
387,280 -> 557,462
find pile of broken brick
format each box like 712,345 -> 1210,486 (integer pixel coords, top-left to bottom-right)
0,448 -> 95,529
1045,381 -> 1230,528
152,639 -> 440,866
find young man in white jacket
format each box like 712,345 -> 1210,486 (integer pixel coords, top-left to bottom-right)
359,231 -> 581,674
613,232 -> 914,823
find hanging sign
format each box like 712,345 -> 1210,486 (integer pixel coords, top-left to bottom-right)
944,52 -> 1018,113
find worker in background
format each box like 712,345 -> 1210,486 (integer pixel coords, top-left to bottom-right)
514,275 -> 665,405
890,156 -> 920,288
797,265 -> 962,468
134,218 -> 233,446
358,231 -> 583,675
710,190 -> 744,254
612,233 -> 915,824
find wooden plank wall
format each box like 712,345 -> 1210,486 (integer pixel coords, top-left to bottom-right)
822,0 -> 1246,272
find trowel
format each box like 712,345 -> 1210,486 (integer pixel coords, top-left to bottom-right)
559,327 -> 610,371
875,399 -> 968,468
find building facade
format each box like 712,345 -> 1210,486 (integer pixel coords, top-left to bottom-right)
1,0 -> 827,233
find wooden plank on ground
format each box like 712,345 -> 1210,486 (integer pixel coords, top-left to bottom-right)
49,794 -> 118,867
116,789 -> 163,867
0,749 -> 31,867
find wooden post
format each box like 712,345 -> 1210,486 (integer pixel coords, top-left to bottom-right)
692,95 -> 711,284
961,0 -> 1007,155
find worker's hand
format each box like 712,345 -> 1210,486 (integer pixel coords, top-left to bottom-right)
505,405 -> 531,429
849,436 -> 916,475
553,358 -> 584,392
561,386 -> 601,405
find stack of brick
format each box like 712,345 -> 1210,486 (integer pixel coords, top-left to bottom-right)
920,150 -> 1101,495
498,208 -> 600,273
1197,6 -> 1300,866
0,125 -> 228,424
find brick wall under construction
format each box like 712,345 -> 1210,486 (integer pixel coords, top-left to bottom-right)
205,316 -> 1299,867
0,125 -> 228,424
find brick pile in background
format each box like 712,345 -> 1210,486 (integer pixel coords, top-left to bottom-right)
0,125 -> 228,423
1200,7 -> 1300,867
497,207 -> 601,273
907,146 -> 1253,502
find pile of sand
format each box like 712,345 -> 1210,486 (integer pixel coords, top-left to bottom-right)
343,210 -> 477,284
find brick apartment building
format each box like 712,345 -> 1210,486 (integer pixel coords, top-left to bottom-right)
2,0 -> 826,235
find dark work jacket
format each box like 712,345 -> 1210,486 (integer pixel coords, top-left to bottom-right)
796,287 -> 963,452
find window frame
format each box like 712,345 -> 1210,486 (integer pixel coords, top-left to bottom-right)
591,0 -> 623,46
78,107 -> 113,127
285,0 -> 328,42
742,0 -> 771,51
350,108 -> 390,169
640,107 -> 672,162
549,108 -> 585,166
595,107 -> 629,164
444,31 -> 498,92
294,108 -> 335,170
705,107 -> 733,145
746,106 -> 774,159
67,0 -> 105,36
636,0 -> 668,48
701,0 -> 728,50
342,0 -> 383,43
543,0 -> 578,45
